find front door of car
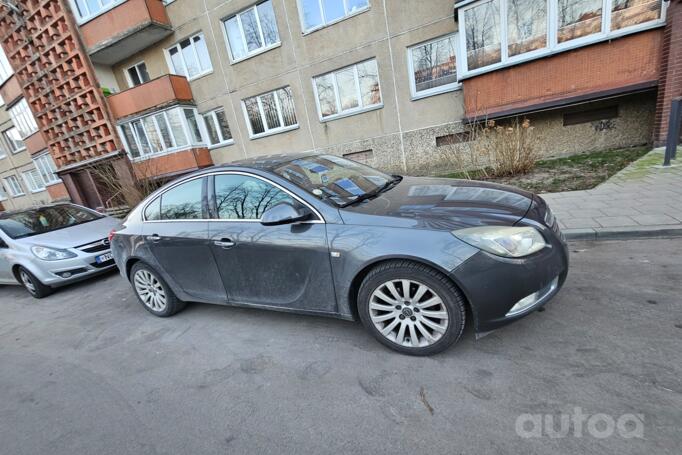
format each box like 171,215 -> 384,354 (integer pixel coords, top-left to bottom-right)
0,236 -> 13,283
208,173 -> 336,313
144,176 -> 227,302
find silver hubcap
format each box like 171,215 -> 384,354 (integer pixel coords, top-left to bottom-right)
369,279 -> 449,348
134,270 -> 167,311
20,271 -> 36,293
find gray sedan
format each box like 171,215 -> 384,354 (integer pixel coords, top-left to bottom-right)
0,204 -> 121,298
111,154 -> 568,355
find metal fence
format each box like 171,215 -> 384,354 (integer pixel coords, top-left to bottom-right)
664,97 -> 682,166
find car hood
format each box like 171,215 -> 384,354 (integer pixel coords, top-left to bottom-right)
14,216 -> 121,249
338,176 -> 534,231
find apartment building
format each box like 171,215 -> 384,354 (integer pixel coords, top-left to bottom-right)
0,0 -> 679,211
0,46 -> 67,212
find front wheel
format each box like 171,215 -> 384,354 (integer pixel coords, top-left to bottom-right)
18,266 -> 52,299
130,262 -> 185,317
357,261 -> 466,356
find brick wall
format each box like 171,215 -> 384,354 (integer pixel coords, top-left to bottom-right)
653,0 -> 682,145
462,30 -> 663,119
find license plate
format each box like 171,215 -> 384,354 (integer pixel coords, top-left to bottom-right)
96,252 -> 113,264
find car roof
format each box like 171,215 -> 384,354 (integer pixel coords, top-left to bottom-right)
219,152 -> 321,171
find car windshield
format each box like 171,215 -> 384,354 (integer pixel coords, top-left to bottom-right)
273,155 -> 396,206
0,205 -> 103,239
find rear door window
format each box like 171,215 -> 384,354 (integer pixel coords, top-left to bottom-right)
159,178 -> 205,220
214,174 -> 295,220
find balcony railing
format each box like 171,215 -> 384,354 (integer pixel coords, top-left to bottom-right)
79,0 -> 173,65
107,74 -> 193,120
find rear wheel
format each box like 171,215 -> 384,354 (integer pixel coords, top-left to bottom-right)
130,262 -> 185,317
357,261 -> 466,356
18,266 -> 52,299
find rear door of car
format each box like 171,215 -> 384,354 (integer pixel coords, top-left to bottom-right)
143,176 -> 227,302
207,172 -> 337,313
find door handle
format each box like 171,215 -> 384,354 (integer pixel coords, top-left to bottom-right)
214,238 -> 235,248
147,234 -> 161,243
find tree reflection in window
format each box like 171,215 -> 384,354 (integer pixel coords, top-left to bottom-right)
611,0 -> 662,30
160,178 -> 203,220
465,0 -> 502,70
215,175 -> 294,220
557,0 -> 602,43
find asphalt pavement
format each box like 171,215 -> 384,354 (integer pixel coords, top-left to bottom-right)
0,238 -> 680,454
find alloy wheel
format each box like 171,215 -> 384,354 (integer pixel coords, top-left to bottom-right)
369,279 -> 450,348
133,269 -> 167,311
20,270 -> 37,294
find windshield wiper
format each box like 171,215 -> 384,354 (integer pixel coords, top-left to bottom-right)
339,175 -> 402,208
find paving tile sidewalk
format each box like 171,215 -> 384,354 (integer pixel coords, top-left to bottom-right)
540,149 -> 682,240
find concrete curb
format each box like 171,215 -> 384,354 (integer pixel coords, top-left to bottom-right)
564,225 -> 682,241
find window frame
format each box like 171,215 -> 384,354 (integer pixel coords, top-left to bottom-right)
32,153 -> 61,186
8,99 -> 38,139
221,0 -> 282,64
69,0 -> 127,25
2,127 -> 26,153
456,0 -> 668,79
164,32 -> 213,81
241,86 -> 299,139
118,106 -> 207,162
297,0 -> 371,34
312,58 -> 383,122
21,168 -> 46,193
407,33 -> 461,100
201,108 -> 235,148
0,45 -> 12,85
125,61 -> 150,88
4,175 -> 25,197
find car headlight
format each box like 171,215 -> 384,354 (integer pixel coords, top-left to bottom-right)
31,245 -> 78,261
452,226 -> 547,258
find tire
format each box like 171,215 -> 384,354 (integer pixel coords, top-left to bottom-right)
17,266 -> 53,299
130,262 -> 186,317
357,260 -> 466,356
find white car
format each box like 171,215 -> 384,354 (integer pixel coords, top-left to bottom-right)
0,203 -> 121,298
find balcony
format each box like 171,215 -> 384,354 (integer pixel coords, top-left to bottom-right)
80,0 -> 173,65
462,31 -> 663,120
107,74 -> 193,120
0,75 -> 23,106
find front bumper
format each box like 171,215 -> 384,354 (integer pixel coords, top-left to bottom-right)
27,250 -> 117,287
451,226 -> 569,334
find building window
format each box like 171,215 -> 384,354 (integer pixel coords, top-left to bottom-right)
223,0 -> 281,62
242,87 -> 298,138
458,0 -> 665,77
202,109 -> 233,147
166,33 -> 213,80
4,175 -> 24,197
2,127 -> 25,153
298,0 -> 369,32
611,0 -> 663,31
557,0 -> 603,43
0,45 -> 12,85
126,62 -> 150,87
71,0 -> 126,23
313,59 -> 382,120
119,106 -> 205,160
408,34 -> 459,99
8,99 -> 38,139
33,153 -> 61,185
507,0 -> 547,56
22,169 -> 46,193
464,0 -> 501,71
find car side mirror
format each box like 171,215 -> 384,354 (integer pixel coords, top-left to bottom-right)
261,202 -> 313,226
